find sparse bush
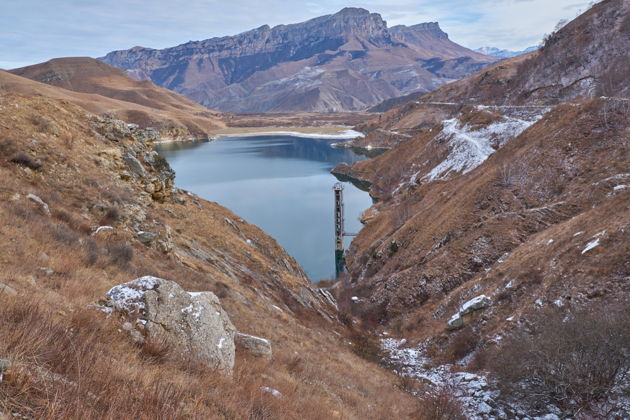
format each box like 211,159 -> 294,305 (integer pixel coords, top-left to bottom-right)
107,242 -> 134,268
486,306 -> 630,416
348,330 -> 384,364
413,385 -> 467,420
101,206 -> 120,225
50,223 -> 81,245
0,138 -> 17,157
139,336 -> 171,364
446,326 -> 480,362
10,153 -> 42,171
84,238 -> 100,266
211,281 -> 230,299
29,114 -> 52,132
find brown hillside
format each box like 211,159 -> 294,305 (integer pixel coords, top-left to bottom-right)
7,58 -> 226,138
0,90 -> 423,418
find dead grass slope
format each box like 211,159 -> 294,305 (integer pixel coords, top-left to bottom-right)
0,91 -> 420,419
341,98 -> 629,350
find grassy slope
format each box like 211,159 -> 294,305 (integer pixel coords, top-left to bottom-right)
0,90 -> 420,418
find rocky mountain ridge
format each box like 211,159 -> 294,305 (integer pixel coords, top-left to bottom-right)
101,8 -> 496,112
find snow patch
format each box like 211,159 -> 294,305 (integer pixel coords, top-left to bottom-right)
425,112 -> 544,181
581,238 -> 600,254
261,386 -> 283,398
222,129 -> 363,140
381,339 -> 501,419
105,276 -> 160,314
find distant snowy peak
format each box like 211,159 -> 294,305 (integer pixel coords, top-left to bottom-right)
474,46 -> 539,58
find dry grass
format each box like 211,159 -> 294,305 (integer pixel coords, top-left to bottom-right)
0,90 -> 422,418
482,306 -> 630,417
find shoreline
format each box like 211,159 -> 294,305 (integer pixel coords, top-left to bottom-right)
152,126 -> 364,144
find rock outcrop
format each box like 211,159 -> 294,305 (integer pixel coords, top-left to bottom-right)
104,276 -> 237,373
234,333 -> 272,360
100,8 -> 495,112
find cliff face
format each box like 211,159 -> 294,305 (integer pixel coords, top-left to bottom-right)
100,8 -> 496,112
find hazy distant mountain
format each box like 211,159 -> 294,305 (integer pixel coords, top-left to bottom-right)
101,8 -> 497,113
474,45 -> 539,58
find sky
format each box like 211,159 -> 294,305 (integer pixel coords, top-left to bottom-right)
1,0 -> 594,69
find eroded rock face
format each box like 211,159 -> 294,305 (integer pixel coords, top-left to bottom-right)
105,276 -> 236,373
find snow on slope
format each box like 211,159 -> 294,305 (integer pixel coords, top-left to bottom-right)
425,108 -> 548,181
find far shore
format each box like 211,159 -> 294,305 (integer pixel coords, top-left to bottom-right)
151,126 -> 363,144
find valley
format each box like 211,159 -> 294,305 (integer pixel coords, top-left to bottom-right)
1,0 -> 629,419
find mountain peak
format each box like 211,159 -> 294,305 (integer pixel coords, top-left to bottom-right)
335,7 -> 371,16
391,22 -> 449,40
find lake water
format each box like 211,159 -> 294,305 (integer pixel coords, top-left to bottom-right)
156,135 -> 372,281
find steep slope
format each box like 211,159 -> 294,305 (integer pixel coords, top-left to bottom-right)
0,85 -> 420,417
425,0 -> 630,105
7,58 -> 226,139
100,8 -> 496,113
332,2 -> 630,417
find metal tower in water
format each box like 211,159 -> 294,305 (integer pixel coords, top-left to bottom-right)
333,182 -> 358,277
333,183 -> 345,277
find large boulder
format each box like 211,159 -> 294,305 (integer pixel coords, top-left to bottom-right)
104,276 -> 236,373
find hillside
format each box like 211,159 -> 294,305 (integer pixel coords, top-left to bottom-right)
0,79 -> 428,417
6,58 -> 226,140
100,8 -> 496,113
332,1 -> 630,417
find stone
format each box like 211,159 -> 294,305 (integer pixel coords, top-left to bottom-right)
446,313 -> 464,330
459,295 -> 491,316
0,283 -> 17,296
446,295 -> 491,330
0,359 -> 11,372
235,333 -> 272,359
27,193 -> 50,216
137,231 -> 157,244
122,153 -> 145,177
104,276 -> 236,373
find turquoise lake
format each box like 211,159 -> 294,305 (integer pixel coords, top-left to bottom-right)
156,135 -> 372,281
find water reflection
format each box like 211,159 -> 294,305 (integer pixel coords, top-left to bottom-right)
156,136 -> 372,281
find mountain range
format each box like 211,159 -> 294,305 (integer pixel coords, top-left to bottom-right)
100,8 -> 497,113
474,45 -> 539,58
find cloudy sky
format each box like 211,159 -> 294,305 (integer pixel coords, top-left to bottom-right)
1,0 -> 593,69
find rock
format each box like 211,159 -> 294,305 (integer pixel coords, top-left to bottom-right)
235,333 -> 272,359
137,231 -> 157,244
446,313 -> 464,330
122,153 -> 145,177
104,276 -> 236,373
459,295 -> 491,316
446,294 -> 491,330
93,226 -> 114,235
27,193 -> 50,216
156,225 -> 174,253
261,386 -> 283,398
0,282 -> 17,296
0,359 -> 11,372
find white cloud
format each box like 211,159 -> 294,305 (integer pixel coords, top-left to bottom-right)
0,0 -> 593,68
